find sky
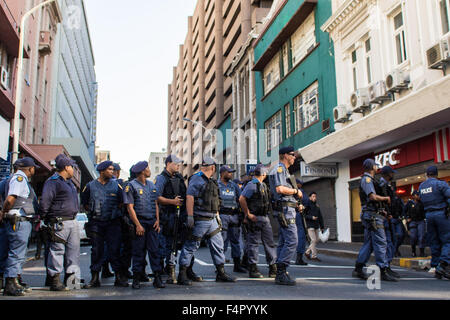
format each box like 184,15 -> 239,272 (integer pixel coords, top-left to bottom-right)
84,0 -> 197,178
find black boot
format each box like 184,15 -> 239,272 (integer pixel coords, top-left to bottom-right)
295,253 -> 308,266
138,272 -> 150,282
3,278 -> 24,296
419,248 -> 426,257
411,246 -> 417,257
216,264 -> 236,282
275,263 -> 296,286
187,259 -> 203,282
233,258 -> 247,273
166,265 -> 177,284
386,267 -> 400,279
352,263 -> 368,280
268,264 -> 277,278
84,271 -> 100,289
160,259 -> 167,275
248,264 -> 263,278
17,274 -> 31,293
50,274 -> 68,291
177,266 -> 192,286
0,273 -> 3,290
114,272 -> 129,287
241,254 -> 249,269
132,274 -> 141,289
101,263 -> 114,279
45,273 -> 52,287
436,262 -> 450,280
380,268 -> 398,282
153,272 -> 166,289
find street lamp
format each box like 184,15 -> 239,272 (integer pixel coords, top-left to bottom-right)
182,117 -> 208,130
12,0 -> 60,163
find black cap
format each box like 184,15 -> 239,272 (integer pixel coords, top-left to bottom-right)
165,154 -> 183,165
296,178 -> 304,185
96,161 -> 113,172
381,166 -> 397,175
426,166 -> 438,176
55,154 -> 77,170
363,159 -> 376,170
279,146 -> 295,155
131,161 -> 149,174
15,157 -> 40,169
220,165 -> 236,174
112,163 -> 121,171
253,164 -> 267,176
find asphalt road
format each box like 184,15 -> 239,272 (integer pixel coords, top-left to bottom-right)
3,243 -> 449,300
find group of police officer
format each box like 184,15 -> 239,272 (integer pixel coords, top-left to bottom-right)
1,146 -> 449,296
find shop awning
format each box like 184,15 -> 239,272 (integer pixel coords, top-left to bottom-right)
19,141 -> 53,172
434,127 -> 450,163
299,75 -> 450,164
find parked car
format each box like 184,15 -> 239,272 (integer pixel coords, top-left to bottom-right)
76,213 -> 90,244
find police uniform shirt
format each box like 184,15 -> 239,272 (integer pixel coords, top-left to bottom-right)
187,172 -> 215,216
6,170 -> 31,217
155,171 -> 171,198
123,179 -> 157,216
360,173 -> 376,211
40,173 -> 79,219
418,178 -> 450,211
218,180 -> 241,209
268,162 -> 296,203
241,178 -> 260,199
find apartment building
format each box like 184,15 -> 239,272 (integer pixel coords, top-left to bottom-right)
300,0 -> 450,242
149,151 -> 167,177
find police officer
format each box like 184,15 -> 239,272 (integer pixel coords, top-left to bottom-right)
268,146 -> 302,286
40,154 -> 81,291
239,164 -> 277,278
0,158 -> 39,296
295,179 -> 308,266
218,165 -> 246,273
405,191 -> 426,257
352,159 -> 397,282
418,166 -> 450,280
378,166 -> 401,279
81,161 -> 129,288
124,161 -> 165,289
177,157 -> 236,285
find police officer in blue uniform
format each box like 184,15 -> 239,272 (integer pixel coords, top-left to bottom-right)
352,159 -> 397,282
40,154 -> 81,291
177,157 -> 236,285
81,161 -> 129,288
405,190 -> 426,257
239,164 -> 277,278
0,158 -> 39,296
124,161 -> 165,289
218,165 -> 247,273
269,146 -> 302,286
418,166 -> 450,279
295,179 -> 309,266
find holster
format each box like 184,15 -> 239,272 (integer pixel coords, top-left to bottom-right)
45,223 -> 67,245
277,212 -> 289,229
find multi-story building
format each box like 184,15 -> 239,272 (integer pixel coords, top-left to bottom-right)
95,149 -> 110,164
300,0 -> 450,242
49,0 -> 98,187
149,151 -> 167,178
168,0 -> 271,178
253,0 -> 338,239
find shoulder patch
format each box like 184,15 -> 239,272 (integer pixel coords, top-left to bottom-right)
277,167 -> 283,173
366,177 -> 371,183
17,176 -> 24,182
125,185 -> 130,193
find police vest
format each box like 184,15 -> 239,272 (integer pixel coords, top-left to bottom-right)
88,180 -> 122,221
159,170 -> 186,214
219,182 -> 238,210
194,174 -> 220,216
247,181 -> 271,216
359,175 -> 382,211
406,200 -> 425,221
419,178 -> 448,211
129,179 -> 157,219
10,178 -> 37,216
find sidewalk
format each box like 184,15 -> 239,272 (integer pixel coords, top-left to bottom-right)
316,241 -> 432,270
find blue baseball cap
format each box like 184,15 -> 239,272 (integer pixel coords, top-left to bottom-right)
55,154 -> 77,170
381,166 -> 397,175
363,159 -> 377,170
220,165 -> 236,174
15,157 -> 40,169
112,163 -> 121,171
96,161 -> 113,172
279,146 -> 295,155
426,166 -> 438,176
131,161 -> 149,174
201,157 -> 216,167
165,154 -> 183,165
296,178 -> 304,185
254,164 -> 268,176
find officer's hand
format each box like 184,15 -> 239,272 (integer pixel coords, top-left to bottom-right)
187,215 -> 195,229
173,196 -> 183,207
153,220 -> 160,233
385,197 -> 391,205
407,218 -> 412,223
247,213 -> 257,222
297,190 -> 303,198
388,215 -> 393,220
312,216 -> 318,221
298,204 -> 305,212
136,224 -> 145,236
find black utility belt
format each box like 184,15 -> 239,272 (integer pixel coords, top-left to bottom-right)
279,201 -> 297,208
137,215 -> 156,221
366,212 -> 386,220
219,209 -> 238,215
194,216 -> 215,221
253,213 -> 268,217
46,216 -> 76,223
5,215 -> 33,222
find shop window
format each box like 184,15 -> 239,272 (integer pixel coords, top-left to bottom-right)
293,81 -> 319,133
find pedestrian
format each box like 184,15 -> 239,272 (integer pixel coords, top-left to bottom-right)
295,179 -> 308,266
404,190 -> 426,257
40,154 -> 81,291
124,161 -> 165,289
155,154 -> 202,284
268,146 -> 301,286
177,157 -> 236,285
239,164 -> 277,278
304,192 -> 325,262
352,159 -> 397,282
81,161 -> 129,288
218,165 -> 247,273
0,158 -> 39,296
418,166 -> 450,280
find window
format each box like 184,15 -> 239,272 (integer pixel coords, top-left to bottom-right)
264,110 -> 282,151
393,10 -> 407,65
155,157 -> 159,164
441,0 -> 450,34
284,104 -> 291,139
351,49 -> 358,91
263,54 -> 280,94
293,82 -> 319,133
291,12 -> 316,66
365,38 -> 372,85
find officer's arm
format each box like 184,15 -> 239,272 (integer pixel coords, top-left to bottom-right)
80,184 -> 90,212
40,182 -> 56,219
439,181 -> 450,199
276,185 -> 297,196
369,193 -> 390,203
186,195 -> 194,217
126,204 -> 141,228
239,195 -> 250,217
1,195 -> 17,213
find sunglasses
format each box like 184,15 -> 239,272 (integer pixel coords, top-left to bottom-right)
287,153 -> 296,157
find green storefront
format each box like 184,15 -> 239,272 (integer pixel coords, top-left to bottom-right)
253,0 -> 338,239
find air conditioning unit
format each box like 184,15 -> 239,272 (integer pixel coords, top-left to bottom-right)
350,88 -> 370,112
333,105 -> 351,123
426,36 -> 450,69
38,31 -> 52,55
385,69 -> 410,92
368,80 -> 391,104
0,67 -> 8,90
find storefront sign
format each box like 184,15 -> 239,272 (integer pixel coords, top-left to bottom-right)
301,162 -> 338,178
374,148 -> 400,167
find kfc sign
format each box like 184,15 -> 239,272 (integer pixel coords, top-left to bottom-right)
375,149 -> 400,167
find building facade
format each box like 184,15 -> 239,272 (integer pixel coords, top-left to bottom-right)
149,151 -> 167,178
300,0 -> 450,242
253,0 -> 338,239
